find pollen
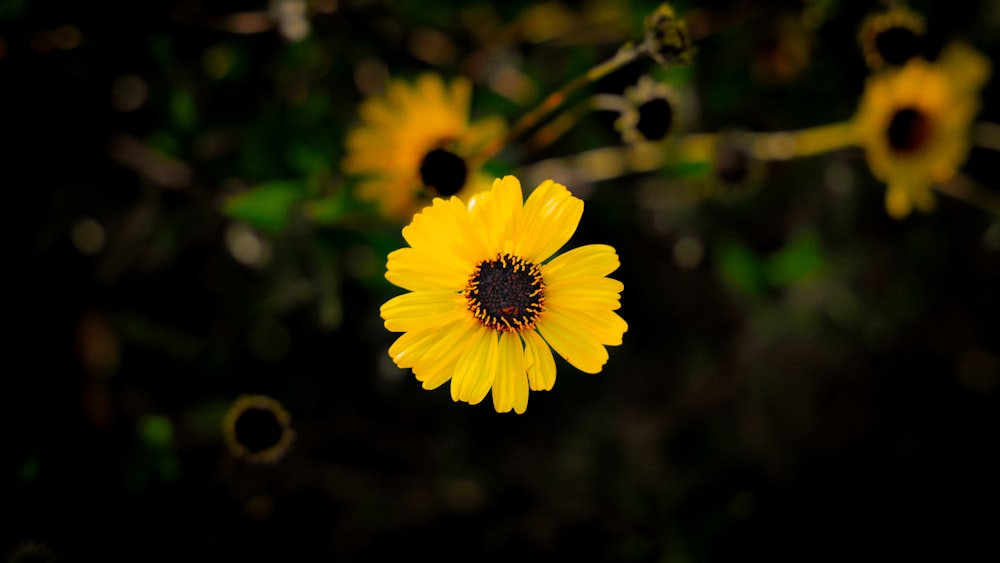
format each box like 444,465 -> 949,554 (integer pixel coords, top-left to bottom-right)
465,253 -> 545,332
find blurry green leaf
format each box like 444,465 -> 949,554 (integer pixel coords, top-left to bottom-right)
286,142 -> 331,176
138,415 -> 174,448
765,230 -> 825,286
127,415 -> 180,491
714,238 -> 766,297
170,88 -> 198,131
663,160 -> 712,179
306,190 -> 349,226
224,180 -> 305,233
203,43 -> 236,80
148,130 -> 181,158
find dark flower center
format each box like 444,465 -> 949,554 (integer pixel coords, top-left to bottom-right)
636,98 -> 674,141
234,407 -> 284,453
886,107 -> 931,154
875,26 -> 922,66
465,253 -> 545,332
419,148 -> 468,197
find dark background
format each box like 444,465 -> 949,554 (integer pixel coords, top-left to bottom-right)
4,0 -> 999,561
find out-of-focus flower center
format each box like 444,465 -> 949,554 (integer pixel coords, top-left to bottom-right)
465,253 -> 545,332
886,107 -> 932,154
875,26 -> 922,66
419,147 -> 468,197
637,98 -> 674,141
234,407 -> 283,453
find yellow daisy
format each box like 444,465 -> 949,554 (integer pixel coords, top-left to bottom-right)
852,42 -> 991,219
342,73 -> 506,221
222,394 -> 295,464
380,175 -> 627,414
857,7 -> 926,70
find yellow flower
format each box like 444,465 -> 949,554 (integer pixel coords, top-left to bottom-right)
342,73 -> 506,221
852,42 -> 991,219
857,7 -> 926,70
222,394 -> 295,464
380,176 -> 627,414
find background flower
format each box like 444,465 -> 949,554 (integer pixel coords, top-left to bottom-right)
614,75 -> 682,144
853,42 -> 991,218
342,73 -> 506,221
857,6 -> 927,70
222,394 -> 296,464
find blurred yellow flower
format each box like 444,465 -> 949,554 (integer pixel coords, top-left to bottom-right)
222,394 -> 295,464
852,42 -> 991,218
380,176 -> 627,414
342,73 -> 506,221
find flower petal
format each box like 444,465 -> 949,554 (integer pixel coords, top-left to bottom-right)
411,315 -> 481,390
556,308 -> 628,346
386,247 -> 469,292
380,291 -> 467,333
402,197 -> 488,265
479,176 -> 524,255
388,325 -> 446,369
885,180 -> 915,219
544,277 -> 624,312
444,74 -> 472,113
515,180 -> 584,264
460,116 -> 507,154
491,331 -> 528,414
536,311 -> 611,374
522,329 -> 556,391
451,326 -> 498,405
542,244 -> 621,282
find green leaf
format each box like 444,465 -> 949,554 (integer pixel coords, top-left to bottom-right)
223,180 -> 305,233
170,88 -> 198,132
714,238 -> 766,297
305,190 -> 349,225
286,142 -> 332,176
663,160 -> 712,179
765,230 -> 825,286
138,415 -> 174,448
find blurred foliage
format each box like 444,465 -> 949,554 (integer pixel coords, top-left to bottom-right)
5,0 -> 1000,562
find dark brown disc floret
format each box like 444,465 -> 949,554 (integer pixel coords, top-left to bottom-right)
465,253 -> 545,332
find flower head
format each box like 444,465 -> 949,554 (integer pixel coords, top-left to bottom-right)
643,3 -> 694,68
857,7 -> 926,70
852,42 -> 991,218
223,394 -> 295,463
614,75 -> 680,144
380,176 -> 627,414
342,73 -> 506,221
